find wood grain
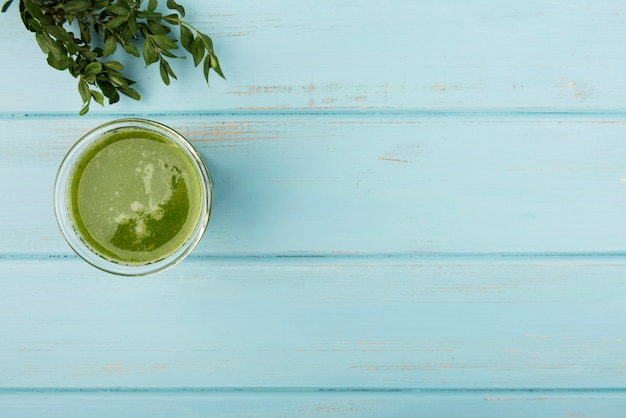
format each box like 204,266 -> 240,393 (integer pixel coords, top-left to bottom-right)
1,0 -> 626,113
2,390 -> 626,418
1,257 -> 625,388
1,113 -> 625,255
1,0 -> 625,415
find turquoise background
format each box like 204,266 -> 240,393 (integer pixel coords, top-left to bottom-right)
1,1 -> 626,416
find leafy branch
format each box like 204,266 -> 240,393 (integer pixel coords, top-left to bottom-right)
2,0 -> 225,114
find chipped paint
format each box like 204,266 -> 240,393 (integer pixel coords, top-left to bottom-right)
378,157 -> 409,163
181,122 -> 281,142
485,397 -> 556,402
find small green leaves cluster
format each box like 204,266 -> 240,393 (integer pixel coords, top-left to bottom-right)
2,0 -> 224,114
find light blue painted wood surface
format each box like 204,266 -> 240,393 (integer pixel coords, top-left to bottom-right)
2,114 -> 626,255
0,0 -> 625,416
2,256 -> 626,389
3,390 -> 626,418
2,0 -> 626,113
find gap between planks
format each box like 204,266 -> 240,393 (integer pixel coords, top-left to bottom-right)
1,387 -> 626,394
3,109 -> 626,121
2,251 -> 626,265
0,252 -> 626,272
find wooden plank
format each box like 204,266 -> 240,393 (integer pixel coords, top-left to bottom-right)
1,257 -> 625,388
1,114 -> 625,255
2,390 -> 626,418
2,0 -> 624,413
1,0 -> 626,112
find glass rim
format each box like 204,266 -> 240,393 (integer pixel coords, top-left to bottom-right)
54,118 -> 212,276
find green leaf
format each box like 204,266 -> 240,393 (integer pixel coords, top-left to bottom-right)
209,53 -> 226,79
22,14 -> 40,33
78,78 -> 91,103
93,21 -> 103,34
166,0 -> 185,17
163,14 -> 179,25
23,0 -> 43,19
121,41 -> 140,57
103,60 -> 124,71
159,60 -> 170,85
159,48 -> 183,59
105,5 -> 130,15
107,71 -> 128,87
38,14 -> 55,27
84,62 -> 103,77
180,24 -> 193,53
142,38 -> 159,66
103,33 -> 117,57
35,33 -> 52,54
92,0 -> 109,9
138,10 -> 162,20
148,0 -> 158,11
47,53 -> 73,70
44,25 -> 74,42
198,32 -> 213,51
63,0 -> 91,13
78,19 -> 91,43
1,0 -> 14,13
162,59 -> 176,78
82,49 -> 98,61
47,40 -> 68,60
190,35 -> 204,66
96,79 -> 120,104
109,92 -> 120,104
65,41 -> 79,55
127,12 -> 138,34
151,34 -> 178,50
119,85 -> 141,100
198,32 -> 213,52
146,19 -> 168,35
203,54 -> 210,84
79,104 -> 90,116
91,90 -> 105,106
105,14 -> 129,29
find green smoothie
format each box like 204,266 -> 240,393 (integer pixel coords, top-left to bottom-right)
66,127 -> 204,266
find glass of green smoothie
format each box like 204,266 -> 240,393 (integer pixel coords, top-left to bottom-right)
54,118 -> 212,275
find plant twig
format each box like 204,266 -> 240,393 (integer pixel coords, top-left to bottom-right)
2,0 -> 225,114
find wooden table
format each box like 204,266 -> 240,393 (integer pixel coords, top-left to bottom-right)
1,1 -> 626,416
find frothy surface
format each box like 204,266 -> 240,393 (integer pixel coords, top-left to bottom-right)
68,129 -> 203,265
